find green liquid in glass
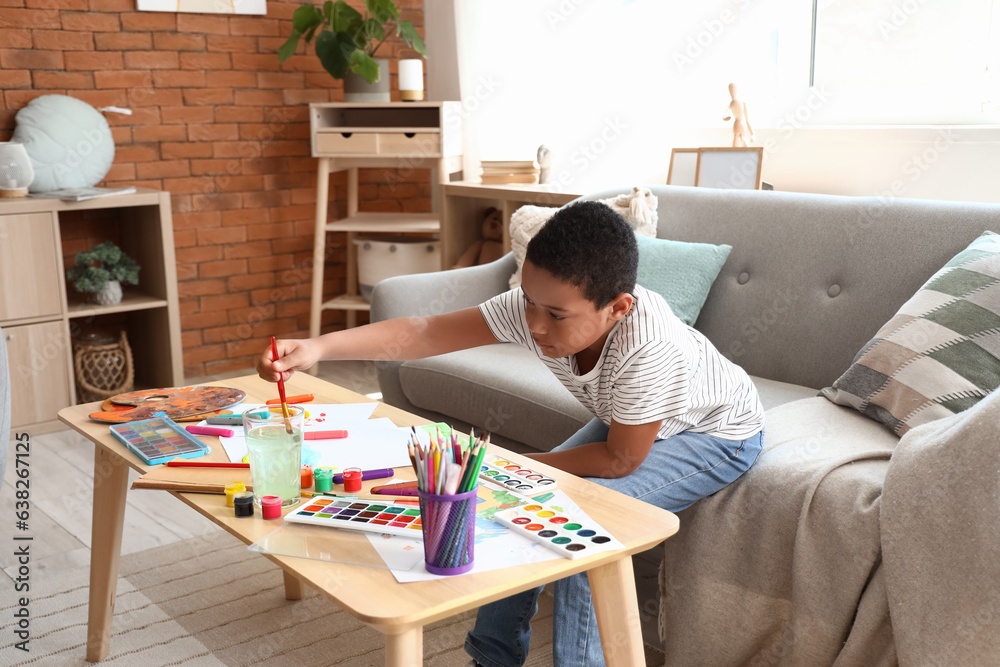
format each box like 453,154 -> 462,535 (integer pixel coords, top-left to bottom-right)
246,424 -> 302,507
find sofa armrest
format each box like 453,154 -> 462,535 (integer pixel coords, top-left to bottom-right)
370,253 -> 516,414
370,252 -> 516,322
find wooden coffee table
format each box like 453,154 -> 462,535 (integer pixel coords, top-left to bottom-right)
59,373 -> 679,665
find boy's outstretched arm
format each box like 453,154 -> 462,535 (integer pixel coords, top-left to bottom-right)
258,306 -> 497,383
524,419 -> 662,479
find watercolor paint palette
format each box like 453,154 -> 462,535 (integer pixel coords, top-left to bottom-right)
478,455 -> 558,493
109,417 -> 212,465
492,501 -> 622,560
284,497 -> 424,539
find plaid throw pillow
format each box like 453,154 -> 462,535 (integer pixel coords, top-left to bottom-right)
821,231 -> 1000,436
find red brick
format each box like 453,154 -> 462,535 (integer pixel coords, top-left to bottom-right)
305,72 -> 342,89
103,162 -> 136,182
176,13 -> 229,35
261,140 -> 308,157
269,204 -> 313,222
247,222 -> 295,241
60,11 -> 119,31
231,89 -> 283,107
163,143 -> 214,160
190,159 -> 233,175
132,124 -> 187,142
254,72 -> 304,89
152,70 -> 206,88
32,71 -> 92,88
187,124 -> 239,141
163,176 -> 218,195
232,53 -> 281,72
222,206 -> 269,226
34,29 -> 92,50
109,125 -> 131,143
178,278 -> 226,297
94,70 -> 152,89
177,247 -> 222,264
174,210 -> 222,231
229,17 -> 279,36
161,106 -> 214,124
182,88 -> 234,105
112,105 -> 160,125
215,106 -> 263,123
206,70 -> 256,88
0,29 -> 32,49
244,190 -> 290,209
136,160 -> 191,179
152,32 -> 206,51
181,329 -> 202,348
223,239 -> 271,259
250,285 -> 297,304
0,70 -> 31,88
0,9 -> 60,29
283,89 -> 331,105
184,362 -> 206,377
128,88 -> 182,107
272,236 -> 311,254
202,324 -> 247,344
247,254 -> 295,271
188,192 -> 243,211
206,34 -> 256,53
179,52 -> 232,70
1,48 -> 62,69
202,357 -> 255,376
200,293 -> 248,313
124,51 -> 179,70
88,0 -> 133,9
198,226 -> 246,245
228,271 -> 275,291
184,343 -> 227,364
63,51 -> 122,70
174,229 -> 197,248
116,144 -> 160,162
401,198 -> 432,213
120,13 -> 175,31
181,309 -> 229,329
94,31 -> 151,50
214,175 -> 263,193
200,259 -> 248,279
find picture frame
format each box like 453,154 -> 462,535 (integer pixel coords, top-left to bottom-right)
667,146 -> 764,190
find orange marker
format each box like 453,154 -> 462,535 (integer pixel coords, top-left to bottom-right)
267,393 -> 314,405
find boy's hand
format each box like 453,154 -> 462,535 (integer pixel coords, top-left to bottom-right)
257,338 -> 320,383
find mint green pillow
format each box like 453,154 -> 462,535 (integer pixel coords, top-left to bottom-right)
635,235 -> 732,326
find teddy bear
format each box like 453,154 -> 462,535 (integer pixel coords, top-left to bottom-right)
452,206 -> 505,269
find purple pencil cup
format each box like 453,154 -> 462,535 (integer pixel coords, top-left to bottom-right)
418,488 -> 477,575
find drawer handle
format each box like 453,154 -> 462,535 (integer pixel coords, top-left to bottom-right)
5,334 -> 11,341
341,132 -> 353,138
404,132 -> 416,138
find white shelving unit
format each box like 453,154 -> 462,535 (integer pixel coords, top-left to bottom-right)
308,102 -> 463,334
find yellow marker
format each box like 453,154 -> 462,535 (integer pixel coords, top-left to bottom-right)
225,481 -> 246,507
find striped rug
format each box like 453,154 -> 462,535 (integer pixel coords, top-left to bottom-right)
1,530 -> 664,666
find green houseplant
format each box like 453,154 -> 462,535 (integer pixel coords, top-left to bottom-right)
66,241 -> 140,306
278,0 -> 426,85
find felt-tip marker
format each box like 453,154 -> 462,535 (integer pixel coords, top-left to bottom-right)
186,425 -> 235,437
332,468 -> 393,484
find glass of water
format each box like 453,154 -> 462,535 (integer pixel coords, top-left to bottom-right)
243,405 -> 304,508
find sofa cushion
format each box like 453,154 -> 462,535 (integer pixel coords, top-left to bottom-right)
635,235 -> 732,326
399,345 -> 592,452
750,375 -> 819,411
508,186 -> 658,289
822,231 -> 1000,436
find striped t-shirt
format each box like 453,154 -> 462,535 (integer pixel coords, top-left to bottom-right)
479,285 -> 765,441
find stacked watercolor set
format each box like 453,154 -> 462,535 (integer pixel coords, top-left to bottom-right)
478,454 -> 558,493
109,417 -> 212,465
284,497 -> 424,537
492,500 -> 623,560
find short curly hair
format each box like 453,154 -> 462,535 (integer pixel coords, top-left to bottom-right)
525,201 -> 638,308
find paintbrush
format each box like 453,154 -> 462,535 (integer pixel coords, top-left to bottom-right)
269,336 -> 293,434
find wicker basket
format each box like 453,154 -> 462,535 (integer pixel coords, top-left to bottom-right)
74,330 -> 134,403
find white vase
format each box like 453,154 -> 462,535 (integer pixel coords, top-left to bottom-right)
93,280 -> 123,306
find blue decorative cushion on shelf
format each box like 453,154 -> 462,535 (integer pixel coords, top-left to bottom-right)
635,235 -> 732,326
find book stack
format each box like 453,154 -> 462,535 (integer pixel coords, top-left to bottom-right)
479,160 -> 540,185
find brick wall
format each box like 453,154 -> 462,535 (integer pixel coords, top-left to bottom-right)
0,0 -> 430,379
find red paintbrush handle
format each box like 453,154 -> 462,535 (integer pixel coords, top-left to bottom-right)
166,461 -> 250,468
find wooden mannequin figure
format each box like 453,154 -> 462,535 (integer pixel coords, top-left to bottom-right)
723,82 -> 755,148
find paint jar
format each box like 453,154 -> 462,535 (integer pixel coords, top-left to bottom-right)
260,495 -> 282,520
225,481 -> 246,507
243,406 -> 304,509
233,491 -> 254,517
342,467 -> 363,493
417,488 -> 477,575
301,465 -> 313,489
313,467 -> 334,493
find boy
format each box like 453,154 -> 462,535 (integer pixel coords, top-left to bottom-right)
259,201 -> 765,667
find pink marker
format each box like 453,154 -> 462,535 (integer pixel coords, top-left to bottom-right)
304,430 -> 348,440
186,425 -> 235,437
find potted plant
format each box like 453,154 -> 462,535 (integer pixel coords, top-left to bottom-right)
278,0 -> 427,102
66,241 -> 140,306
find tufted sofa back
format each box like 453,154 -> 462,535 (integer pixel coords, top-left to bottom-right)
579,185 -> 1000,389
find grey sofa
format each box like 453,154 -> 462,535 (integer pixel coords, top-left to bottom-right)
372,185 -> 1000,663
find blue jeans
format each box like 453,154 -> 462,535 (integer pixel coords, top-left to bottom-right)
465,419 -> 763,667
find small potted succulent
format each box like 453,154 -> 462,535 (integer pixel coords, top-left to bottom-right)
279,0 -> 426,101
66,241 -> 140,306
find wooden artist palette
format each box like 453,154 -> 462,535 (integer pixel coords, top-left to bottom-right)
89,386 -> 246,423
